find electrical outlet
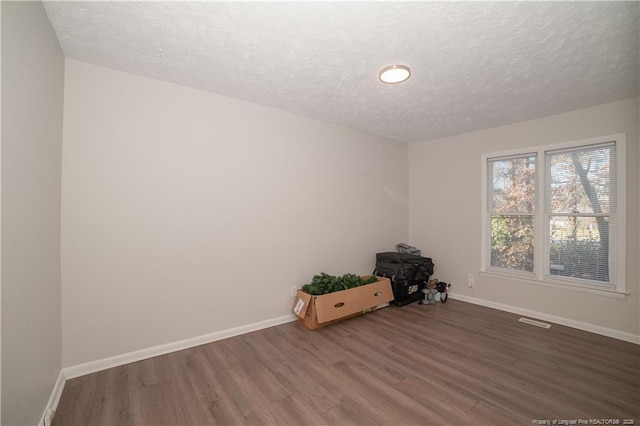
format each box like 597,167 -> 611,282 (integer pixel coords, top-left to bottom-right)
468,274 -> 474,288
290,285 -> 298,298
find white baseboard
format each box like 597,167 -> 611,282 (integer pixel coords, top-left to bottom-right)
38,370 -> 65,426
63,313 -> 297,379
449,292 -> 640,345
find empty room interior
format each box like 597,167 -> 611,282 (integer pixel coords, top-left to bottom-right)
2,1 -> 639,425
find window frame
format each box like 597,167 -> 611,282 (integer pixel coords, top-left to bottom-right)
480,134 -> 627,296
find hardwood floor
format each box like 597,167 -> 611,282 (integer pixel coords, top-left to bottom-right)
53,300 -> 640,425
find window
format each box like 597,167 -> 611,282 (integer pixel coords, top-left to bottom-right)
481,135 -> 626,295
488,154 -> 537,274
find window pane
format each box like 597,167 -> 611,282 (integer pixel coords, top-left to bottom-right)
490,156 -> 536,214
549,216 -> 609,282
548,146 -> 613,214
491,215 -> 534,272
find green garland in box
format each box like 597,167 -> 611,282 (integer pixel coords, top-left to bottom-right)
301,273 -> 378,295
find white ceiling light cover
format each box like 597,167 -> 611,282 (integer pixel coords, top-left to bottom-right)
379,65 -> 411,84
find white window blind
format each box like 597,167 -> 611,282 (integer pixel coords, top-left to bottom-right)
545,142 -> 616,285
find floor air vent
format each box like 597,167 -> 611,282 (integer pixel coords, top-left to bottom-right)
518,317 -> 551,329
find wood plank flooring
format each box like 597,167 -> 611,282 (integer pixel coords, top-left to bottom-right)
53,300 -> 640,425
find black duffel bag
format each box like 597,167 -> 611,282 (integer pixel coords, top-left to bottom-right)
374,252 -> 434,283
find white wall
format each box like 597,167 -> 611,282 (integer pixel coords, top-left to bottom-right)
61,60 -> 408,367
1,2 -> 64,425
1,3 -> 3,422
409,98 -> 639,337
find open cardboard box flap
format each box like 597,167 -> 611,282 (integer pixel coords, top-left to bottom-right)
292,291 -> 312,319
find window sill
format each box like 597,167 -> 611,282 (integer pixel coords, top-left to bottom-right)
478,270 -> 628,299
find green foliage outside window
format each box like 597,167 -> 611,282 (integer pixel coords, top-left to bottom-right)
491,215 -> 534,272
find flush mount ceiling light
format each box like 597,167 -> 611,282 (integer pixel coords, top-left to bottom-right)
379,65 -> 411,84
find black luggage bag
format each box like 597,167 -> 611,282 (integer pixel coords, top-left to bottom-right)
374,252 -> 434,307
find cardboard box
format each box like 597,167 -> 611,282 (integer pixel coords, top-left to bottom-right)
292,275 -> 393,330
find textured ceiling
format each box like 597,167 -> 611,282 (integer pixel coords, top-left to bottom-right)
43,1 -> 639,143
